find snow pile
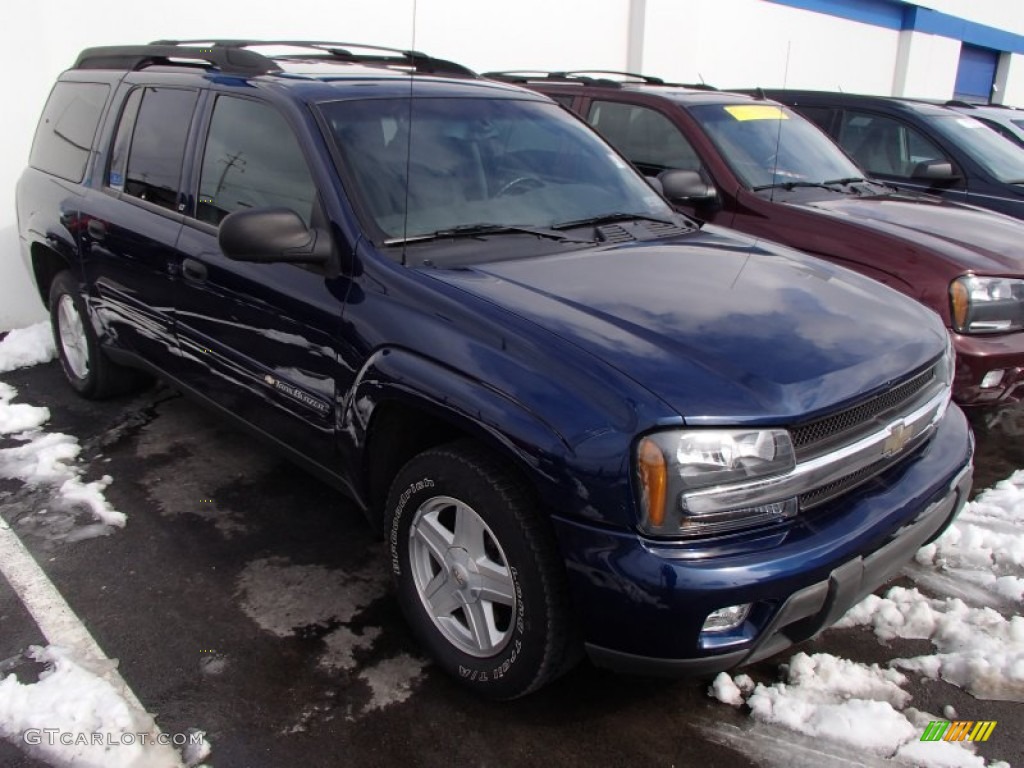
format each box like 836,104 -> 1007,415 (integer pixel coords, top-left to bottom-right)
0,645 -> 203,768
915,470 -> 1024,604
0,382 -> 49,435
837,586 -> 1024,701
0,384 -> 124,528
0,323 -> 56,373
709,654 -> 995,767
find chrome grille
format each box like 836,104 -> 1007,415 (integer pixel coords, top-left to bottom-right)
791,365 -> 937,461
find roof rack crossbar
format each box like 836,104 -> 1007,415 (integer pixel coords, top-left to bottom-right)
149,39 -> 475,76
484,69 -> 717,91
73,45 -> 280,75
559,69 -> 665,84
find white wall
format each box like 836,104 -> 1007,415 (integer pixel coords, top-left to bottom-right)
892,29 -> 961,98
642,0 -> 900,92
1,0 -> 629,331
916,0 -> 1024,35
3,0 -> 1024,330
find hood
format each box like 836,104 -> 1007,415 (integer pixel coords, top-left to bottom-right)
790,193 -> 1024,275
428,229 -> 946,424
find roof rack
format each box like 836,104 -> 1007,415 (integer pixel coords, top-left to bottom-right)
484,69 -> 716,90
73,40 -> 475,77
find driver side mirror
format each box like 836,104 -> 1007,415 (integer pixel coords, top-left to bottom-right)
658,169 -> 718,204
219,207 -> 334,265
911,160 -> 959,181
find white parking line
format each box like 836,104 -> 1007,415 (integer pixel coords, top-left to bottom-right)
0,515 -> 183,766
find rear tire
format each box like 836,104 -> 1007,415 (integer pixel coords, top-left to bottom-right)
49,271 -> 145,399
387,440 -> 578,699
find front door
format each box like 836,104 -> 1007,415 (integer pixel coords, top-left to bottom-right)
174,93 -> 350,471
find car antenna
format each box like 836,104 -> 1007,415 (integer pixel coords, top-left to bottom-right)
769,42 -> 792,204
401,0 -> 418,265
698,72 -> 707,86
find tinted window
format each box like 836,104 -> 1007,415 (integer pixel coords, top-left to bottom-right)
123,88 -> 198,211
198,96 -> 316,226
929,114 -> 1024,183
320,97 -> 670,242
30,82 -> 110,182
108,88 -> 142,190
587,101 -> 700,173
796,106 -> 834,134
837,111 -> 946,178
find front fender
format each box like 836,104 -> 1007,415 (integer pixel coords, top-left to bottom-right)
338,347 -> 639,530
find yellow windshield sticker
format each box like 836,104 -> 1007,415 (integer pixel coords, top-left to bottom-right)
725,105 -> 789,121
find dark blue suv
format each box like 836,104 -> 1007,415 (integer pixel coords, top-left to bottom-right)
16,41 -> 973,699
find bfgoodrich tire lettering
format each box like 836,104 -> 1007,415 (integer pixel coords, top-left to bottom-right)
387,440 -> 578,699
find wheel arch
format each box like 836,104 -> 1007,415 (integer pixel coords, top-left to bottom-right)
343,348 -> 571,529
30,240 -> 75,309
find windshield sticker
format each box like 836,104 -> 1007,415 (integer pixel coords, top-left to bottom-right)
725,105 -> 789,121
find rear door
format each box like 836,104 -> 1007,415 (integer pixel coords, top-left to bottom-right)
174,92 -> 348,471
80,85 -> 200,369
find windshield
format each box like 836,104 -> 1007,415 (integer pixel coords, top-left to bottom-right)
688,103 -> 863,189
929,115 -> 1024,183
319,97 -> 671,240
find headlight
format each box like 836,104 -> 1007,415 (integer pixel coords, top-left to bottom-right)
636,429 -> 797,537
950,275 -> 1024,333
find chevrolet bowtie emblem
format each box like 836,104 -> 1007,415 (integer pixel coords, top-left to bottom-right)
882,422 -> 912,457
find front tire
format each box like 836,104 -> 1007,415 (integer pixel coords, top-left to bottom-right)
387,441 -> 578,699
49,271 -> 144,399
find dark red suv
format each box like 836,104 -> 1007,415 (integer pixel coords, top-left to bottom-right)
489,71 -> 1024,409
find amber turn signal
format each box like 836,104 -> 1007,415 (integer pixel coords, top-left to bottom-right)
950,279 -> 969,331
637,437 -> 668,528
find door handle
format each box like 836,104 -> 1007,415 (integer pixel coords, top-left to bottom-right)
182,258 -> 208,282
87,219 -> 107,241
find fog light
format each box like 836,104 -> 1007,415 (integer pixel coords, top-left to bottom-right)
702,604 -> 751,632
981,370 -> 1005,389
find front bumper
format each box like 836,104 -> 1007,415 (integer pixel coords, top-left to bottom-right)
953,331 -> 1024,406
552,405 -> 973,676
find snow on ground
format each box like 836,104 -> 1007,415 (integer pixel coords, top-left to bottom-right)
0,382 -> 124,529
707,471 -> 1024,766
0,323 -> 55,374
0,645 -> 209,768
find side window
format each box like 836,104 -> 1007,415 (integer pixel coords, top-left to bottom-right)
29,81 -> 110,183
549,94 -> 576,109
796,106 -> 834,134
121,88 -> 199,211
837,111 -> 946,179
198,96 -> 316,226
586,101 -> 700,175
107,88 -> 143,190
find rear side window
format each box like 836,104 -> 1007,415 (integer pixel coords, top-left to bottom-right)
587,101 -> 700,174
116,87 -> 198,211
29,81 -> 110,182
197,96 -> 316,226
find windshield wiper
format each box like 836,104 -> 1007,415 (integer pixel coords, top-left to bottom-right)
552,212 -> 678,230
752,181 -> 847,192
822,176 -> 869,186
385,223 -> 594,246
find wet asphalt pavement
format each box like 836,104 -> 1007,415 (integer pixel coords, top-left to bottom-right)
0,360 -> 1022,768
